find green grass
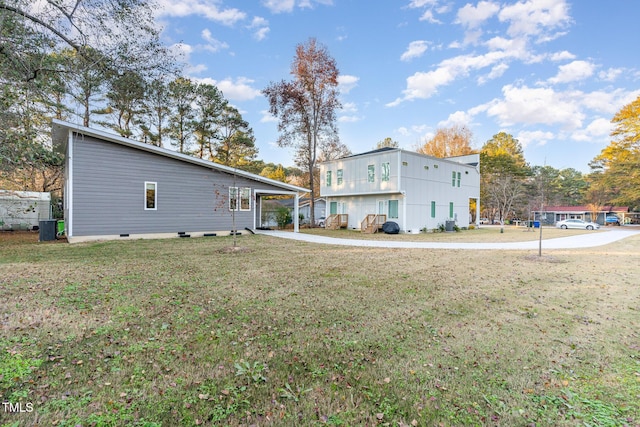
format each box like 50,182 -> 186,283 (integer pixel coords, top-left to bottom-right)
1,231 -> 639,426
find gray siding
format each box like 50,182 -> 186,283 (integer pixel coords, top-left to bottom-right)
70,135 -> 285,236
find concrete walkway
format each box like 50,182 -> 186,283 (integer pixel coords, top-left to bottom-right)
255,227 -> 640,250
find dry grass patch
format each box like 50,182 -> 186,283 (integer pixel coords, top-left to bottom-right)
1,233 -> 639,426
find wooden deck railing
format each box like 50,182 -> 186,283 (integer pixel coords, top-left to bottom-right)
360,214 -> 386,234
326,214 -> 348,230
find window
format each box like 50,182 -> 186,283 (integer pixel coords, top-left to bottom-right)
367,164 -> 375,183
240,188 -> 251,210
382,162 -> 390,182
457,172 -> 461,187
452,171 -> 456,187
388,200 -> 398,219
431,201 -> 436,218
229,187 -> 251,211
326,170 -> 332,187
449,202 -> 454,218
337,169 -> 343,185
145,182 -> 157,210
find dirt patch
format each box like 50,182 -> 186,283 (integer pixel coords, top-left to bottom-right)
217,245 -> 253,254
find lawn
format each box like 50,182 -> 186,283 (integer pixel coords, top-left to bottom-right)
1,231 -> 639,426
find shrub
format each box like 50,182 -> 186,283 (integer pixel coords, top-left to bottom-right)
275,206 -> 292,229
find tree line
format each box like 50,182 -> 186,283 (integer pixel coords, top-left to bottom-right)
2,1 -> 638,220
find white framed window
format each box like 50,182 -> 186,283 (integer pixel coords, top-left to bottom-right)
368,164 -> 375,183
326,170 -> 332,186
145,182 -> 157,210
382,162 -> 390,182
229,187 -> 251,211
388,200 -> 398,219
337,169 -> 343,185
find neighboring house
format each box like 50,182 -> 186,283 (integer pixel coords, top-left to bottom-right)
319,147 -> 480,233
0,190 -> 51,230
298,197 -> 325,224
534,205 -> 631,225
52,120 -> 309,243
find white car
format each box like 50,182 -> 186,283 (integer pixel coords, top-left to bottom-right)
556,219 -> 600,230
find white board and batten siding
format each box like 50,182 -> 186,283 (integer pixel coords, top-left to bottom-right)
320,148 -> 480,233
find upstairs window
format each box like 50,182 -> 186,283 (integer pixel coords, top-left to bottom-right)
145,182 -> 157,210
452,171 -> 456,187
337,169 -> 343,185
382,162 -> 390,182
326,170 -> 332,187
457,172 -> 461,187
367,164 -> 375,183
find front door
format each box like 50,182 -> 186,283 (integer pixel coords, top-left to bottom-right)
329,201 -> 338,215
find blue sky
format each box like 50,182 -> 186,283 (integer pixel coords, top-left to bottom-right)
154,0 -> 640,173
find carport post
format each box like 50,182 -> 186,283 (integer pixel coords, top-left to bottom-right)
293,193 -> 300,233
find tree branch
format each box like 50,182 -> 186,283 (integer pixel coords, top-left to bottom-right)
0,3 -> 82,51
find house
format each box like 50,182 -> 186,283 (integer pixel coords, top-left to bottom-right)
52,120 -> 309,243
534,205 -> 631,225
319,147 -> 480,233
298,197 -> 326,224
0,190 -> 51,230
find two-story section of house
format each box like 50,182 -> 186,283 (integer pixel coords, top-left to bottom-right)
319,147 -> 480,233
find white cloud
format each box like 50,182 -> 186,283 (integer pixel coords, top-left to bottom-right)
262,0 -> 295,13
478,63 -> 509,85
571,118 -> 612,142
338,115 -> 361,123
548,60 -> 595,84
498,0 -> 571,42
198,77 -> 261,101
438,110 -> 474,128
156,0 -> 246,26
248,16 -> 270,41
260,110 -> 278,123
598,67 -> 623,82
456,1 -> 499,29
201,29 -> 229,52
484,84 -> 584,129
262,0 -> 333,13
549,50 -> 576,61
419,10 -> 442,24
341,102 -> 358,113
400,41 -> 429,62
516,130 -> 555,148
338,75 -> 359,94
407,0 -> 438,7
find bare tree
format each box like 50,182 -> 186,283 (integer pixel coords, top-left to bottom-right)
262,38 -> 341,227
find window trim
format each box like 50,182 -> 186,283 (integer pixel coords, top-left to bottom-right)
337,169 -> 343,185
367,164 -> 375,183
229,187 -> 252,211
144,181 -> 157,211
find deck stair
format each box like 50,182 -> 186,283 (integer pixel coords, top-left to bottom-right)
361,214 -> 386,234
326,214 -> 348,230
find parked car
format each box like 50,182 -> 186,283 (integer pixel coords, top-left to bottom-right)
555,219 -> 600,230
605,216 -> 621,226
478,218 -> 489,224
315,216 -> 326,227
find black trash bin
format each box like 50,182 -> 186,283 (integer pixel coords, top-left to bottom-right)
39,220 -> 57,241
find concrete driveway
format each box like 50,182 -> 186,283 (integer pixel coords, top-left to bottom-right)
256,227 -> 640,250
